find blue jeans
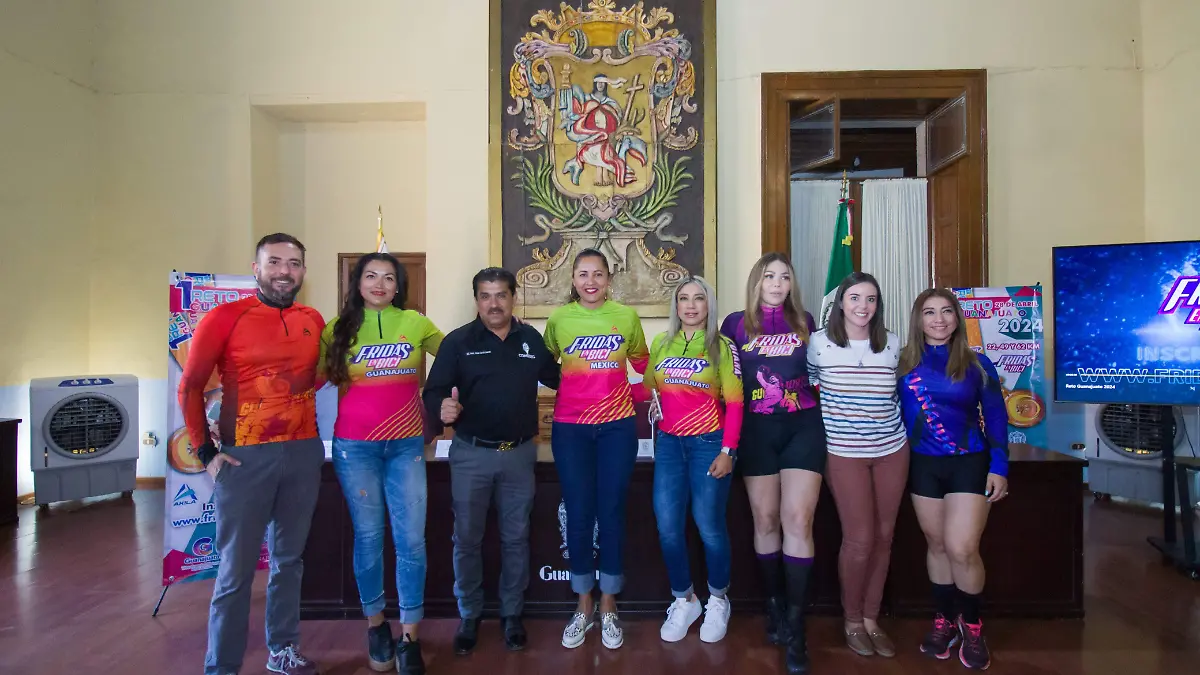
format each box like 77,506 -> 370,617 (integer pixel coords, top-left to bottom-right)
551,417 -> 638,595
653,429 -> 733,598
332,436 -> 427,623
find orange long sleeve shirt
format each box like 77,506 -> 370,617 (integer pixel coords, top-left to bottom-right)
177,295 -> 325,448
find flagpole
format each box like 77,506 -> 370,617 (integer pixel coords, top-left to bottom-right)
376,205 -> 388,254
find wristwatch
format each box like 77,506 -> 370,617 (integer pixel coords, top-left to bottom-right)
721,446 -> 736,458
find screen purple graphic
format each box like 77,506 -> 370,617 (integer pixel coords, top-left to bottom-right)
1053,240 -> 1200,405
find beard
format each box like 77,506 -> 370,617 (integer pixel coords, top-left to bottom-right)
257,273 -> 301,306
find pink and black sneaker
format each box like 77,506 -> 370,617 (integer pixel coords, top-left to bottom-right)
919,613 -> 961,659
957,615 -> 991,670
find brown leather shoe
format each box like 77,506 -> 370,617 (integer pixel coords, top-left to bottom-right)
868,628 -> 896,658
845,627 -> 874,656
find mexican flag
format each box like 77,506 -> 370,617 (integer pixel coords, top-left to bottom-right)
819,183 -> 854,327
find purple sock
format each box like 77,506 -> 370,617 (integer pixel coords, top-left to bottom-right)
783,554 -> 814,566
757,550 -> 782,560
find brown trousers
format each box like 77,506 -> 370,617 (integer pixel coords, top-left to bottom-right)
824,444 -> 910,622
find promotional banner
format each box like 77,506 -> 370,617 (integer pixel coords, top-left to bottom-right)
163,271 -> 266,586
953,285 -> 1048,448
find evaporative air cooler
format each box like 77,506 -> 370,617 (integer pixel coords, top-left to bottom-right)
1086,403 -> 1192,504
29,375 -> 140,505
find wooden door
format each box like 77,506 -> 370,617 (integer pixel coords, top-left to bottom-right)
921,93 -> 975,289
760,71 -> 987,290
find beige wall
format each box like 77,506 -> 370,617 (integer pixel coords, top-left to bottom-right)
0,0 -> 97,386
1142,0 -> 1200,242
84,0 -> 488,381
276,117 -> 429,317
719,0 -> 1146,305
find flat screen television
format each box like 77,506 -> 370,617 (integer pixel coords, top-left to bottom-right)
1053,240 -> 1200,405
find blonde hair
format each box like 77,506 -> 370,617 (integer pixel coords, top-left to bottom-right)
661,275 -> 723,370
744,252 -> 809,341
898,288 -> 984,382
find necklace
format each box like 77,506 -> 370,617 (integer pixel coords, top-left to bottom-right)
850,340 -> 870,367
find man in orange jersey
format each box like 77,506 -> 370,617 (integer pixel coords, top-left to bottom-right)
179,233 -> 325,675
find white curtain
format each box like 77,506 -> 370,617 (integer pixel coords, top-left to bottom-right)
860,178 -> 929,341
789,180 -> 843,317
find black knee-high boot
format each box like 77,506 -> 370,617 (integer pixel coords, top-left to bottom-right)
757,552 -> 789,644
784,557 -> 813,674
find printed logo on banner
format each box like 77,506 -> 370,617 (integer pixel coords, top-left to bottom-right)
191,537 -> 214,557
172,484 -> 197,507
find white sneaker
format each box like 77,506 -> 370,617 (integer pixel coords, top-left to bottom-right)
699,595 -> 731,643
660,596 -> 703,642
600,611 -> 624,649
561,611 -> 594,648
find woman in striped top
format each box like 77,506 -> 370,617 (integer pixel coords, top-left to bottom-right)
806,272 -> 908,659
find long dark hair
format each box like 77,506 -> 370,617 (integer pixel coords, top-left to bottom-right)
568,248 -> 610,303
324,253 -> 408,387
743,252 -> 809,341
898,287 -> 983,382
826,271 -> 888,352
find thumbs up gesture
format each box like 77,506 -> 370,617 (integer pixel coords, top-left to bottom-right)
441,386 -> 463,425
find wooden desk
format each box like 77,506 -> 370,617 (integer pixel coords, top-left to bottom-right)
0,419 -> 20,527
300,443 -> 1086,619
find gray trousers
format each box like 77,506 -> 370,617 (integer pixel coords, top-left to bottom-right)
204,438 -> 324,675
449,436 -> 536,619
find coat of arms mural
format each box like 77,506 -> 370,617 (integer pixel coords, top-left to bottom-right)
492,0 -> 715,317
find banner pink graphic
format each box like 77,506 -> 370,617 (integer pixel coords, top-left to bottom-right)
163,271 -> 266,586
953,285 -> 1048,447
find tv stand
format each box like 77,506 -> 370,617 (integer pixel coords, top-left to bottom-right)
1146,409 -> 1200,580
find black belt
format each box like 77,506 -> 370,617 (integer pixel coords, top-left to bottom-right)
456,432 -> 534,452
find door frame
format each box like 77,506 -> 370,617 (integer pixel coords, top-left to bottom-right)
760,70 -> 988,289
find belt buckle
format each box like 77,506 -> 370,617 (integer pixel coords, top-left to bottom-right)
497,441 -> 515,452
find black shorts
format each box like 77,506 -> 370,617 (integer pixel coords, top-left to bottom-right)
908,451 -> 990,499
737,407 -> 827,477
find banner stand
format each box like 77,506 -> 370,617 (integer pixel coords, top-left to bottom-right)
157,271 -> 267,616
152,582 -> 172,617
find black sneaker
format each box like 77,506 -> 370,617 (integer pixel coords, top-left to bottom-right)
919,613 -> 961,659
764,595 -> 790,645
396,635 -> 425,675
367,622 -> 395,672
784,605 -> 808,674
957,615 -> 991,670
454,617 -> 480,655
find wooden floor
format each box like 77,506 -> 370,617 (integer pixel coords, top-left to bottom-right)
1,492 -> 1198,675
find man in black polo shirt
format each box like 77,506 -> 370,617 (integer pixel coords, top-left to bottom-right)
422,267 -> 560,655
